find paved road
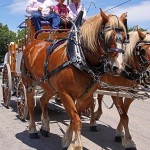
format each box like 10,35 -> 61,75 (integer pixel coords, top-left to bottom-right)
0,76 -> 150,150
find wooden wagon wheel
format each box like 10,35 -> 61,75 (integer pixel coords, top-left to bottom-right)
2,64 -> 12,107
17,81 -> 28,121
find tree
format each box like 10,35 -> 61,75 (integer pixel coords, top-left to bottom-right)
17,28 -> 26,40
128,27 -> 147,32
0,23 -> 17,56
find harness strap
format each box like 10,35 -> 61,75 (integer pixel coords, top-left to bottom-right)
77,80 -> 97,100
26,61 -> 72,93
26,76 -> 47,93
47,61 -> 72,78
121,64 -> 140,81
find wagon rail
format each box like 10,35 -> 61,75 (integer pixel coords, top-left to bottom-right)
96,81 -> 150,99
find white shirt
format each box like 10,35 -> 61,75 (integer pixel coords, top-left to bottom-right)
26,0 -> 54,17
67,2 -> 87,21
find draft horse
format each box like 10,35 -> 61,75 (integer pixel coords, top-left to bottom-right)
21,9 -> 127,150
82,30 -> 150,150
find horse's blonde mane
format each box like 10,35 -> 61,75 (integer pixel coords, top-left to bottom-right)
125,31 -> 150,64
80,14 -> 126,52
80,14 -> 102,52
105,15 -> 126,43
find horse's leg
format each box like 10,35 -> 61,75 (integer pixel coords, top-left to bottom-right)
112,96 -> 136,149
121,98 -> 136,149
94,94 -> 104,120
26,88 -> 38,139
40,92 -> 53,137
111,96 -> 124,142
59,91 -> 82,150
89,95 -> 98,132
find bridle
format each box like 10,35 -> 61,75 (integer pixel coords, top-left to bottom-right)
98,15 -> 126,54
134,40 -> 150,71
123,39 -> 150,86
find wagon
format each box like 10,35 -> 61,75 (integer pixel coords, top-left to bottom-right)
1,40 -> 28,119
1,11 -> 70,120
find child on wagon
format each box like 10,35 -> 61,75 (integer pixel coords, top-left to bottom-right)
54,0 -> 69,28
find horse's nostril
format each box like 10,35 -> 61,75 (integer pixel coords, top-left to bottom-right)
112,66 -> 118,72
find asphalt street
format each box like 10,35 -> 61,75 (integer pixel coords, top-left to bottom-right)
0,75 -> 150,150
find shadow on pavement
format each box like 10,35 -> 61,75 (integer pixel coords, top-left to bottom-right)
16,130 -> 62,150
81,122 -> 124,150
5,98 -> 124,150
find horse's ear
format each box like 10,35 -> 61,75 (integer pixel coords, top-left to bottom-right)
100,8 -> 109,24
120,13 -> 127,23
138,29 -> 146,40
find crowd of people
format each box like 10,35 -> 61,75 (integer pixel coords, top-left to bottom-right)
26,0 -> 87,32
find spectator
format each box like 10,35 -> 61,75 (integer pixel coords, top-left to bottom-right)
67,0 -> 87,22
54,0 -> 69,28
26,0 -> 60,32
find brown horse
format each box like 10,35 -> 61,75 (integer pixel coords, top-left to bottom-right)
79,30 -> 150,150
21,9 -> 127,150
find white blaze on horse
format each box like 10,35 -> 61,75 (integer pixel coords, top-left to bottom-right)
21,9 -> 127,150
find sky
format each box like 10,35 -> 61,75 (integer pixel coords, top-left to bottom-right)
0,0 -> 150,32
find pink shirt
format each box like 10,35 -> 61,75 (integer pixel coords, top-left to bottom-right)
55,4 -> 69,20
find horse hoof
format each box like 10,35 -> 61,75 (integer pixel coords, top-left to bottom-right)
40,128 -> 49,137
90,126 -> 98,132
125,148 -> 137,150
29,133 -> 39,139
115,136 -> 122,142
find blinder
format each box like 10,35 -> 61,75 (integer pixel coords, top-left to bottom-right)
99,25 -> 125,53
134,41 -> 150,65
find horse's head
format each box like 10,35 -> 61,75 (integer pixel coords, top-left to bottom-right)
100,9 -> 127,76
124,30 -> 150,85
135,30 -> 150,85
80,9 -> 127,76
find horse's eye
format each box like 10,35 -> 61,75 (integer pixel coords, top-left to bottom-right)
140,49 -> 146,55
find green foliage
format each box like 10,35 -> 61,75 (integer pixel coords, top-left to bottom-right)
17,29 -> 26,40
128,27 -> 147,32
0,23 -> 26,58
0,23 -> 17,56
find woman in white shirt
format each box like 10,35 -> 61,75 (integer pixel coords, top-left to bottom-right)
67,0 -> 87,22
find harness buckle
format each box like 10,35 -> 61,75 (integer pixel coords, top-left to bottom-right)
27,86 -> 33,93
